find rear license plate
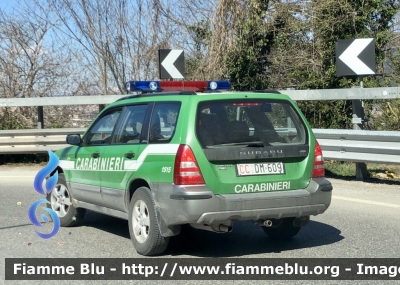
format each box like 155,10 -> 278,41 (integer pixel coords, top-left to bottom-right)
236,162 -> 285,176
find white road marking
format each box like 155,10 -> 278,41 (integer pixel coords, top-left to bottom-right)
333,195 -> 400,208
0,176 -> 35,178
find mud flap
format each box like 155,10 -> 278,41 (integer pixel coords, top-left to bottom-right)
156,208 -> 181,237
293,216 -> 310,227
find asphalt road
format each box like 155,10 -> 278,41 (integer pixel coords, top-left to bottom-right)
1,168 -> 399,285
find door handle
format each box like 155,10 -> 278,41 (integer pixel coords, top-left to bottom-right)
124,152 -> 135,159
91,152 -> 100,158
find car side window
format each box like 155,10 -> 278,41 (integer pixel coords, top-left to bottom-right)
149,102 -> 181,143
84,108 -> 122,145
113,104 -> 148,144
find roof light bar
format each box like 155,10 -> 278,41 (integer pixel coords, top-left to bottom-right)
208,81 -> 230,90
125,80 -> 230,93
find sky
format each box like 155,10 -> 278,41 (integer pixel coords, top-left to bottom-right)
0,0 -> 14,11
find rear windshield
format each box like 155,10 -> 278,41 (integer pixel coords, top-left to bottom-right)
196,99 -> 307,148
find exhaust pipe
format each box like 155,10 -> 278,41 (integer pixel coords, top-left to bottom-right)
219,224 -> 233,233
190,222 -> 233,233
264,220 -> 273,227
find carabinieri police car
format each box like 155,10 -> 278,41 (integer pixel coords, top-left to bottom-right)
49,80 -> 333,256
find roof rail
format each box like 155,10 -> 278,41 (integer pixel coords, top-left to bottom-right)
252,90 -> 282,94
115,91 -> 197,102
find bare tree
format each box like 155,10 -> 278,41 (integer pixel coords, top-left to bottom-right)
0,1 -> 78,128
0,11 -> 55,98
42,0 -> 183,94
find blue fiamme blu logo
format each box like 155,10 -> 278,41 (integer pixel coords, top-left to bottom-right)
28,150 -> 60,239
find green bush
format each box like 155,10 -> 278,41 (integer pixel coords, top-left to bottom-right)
0,154 -> 48,165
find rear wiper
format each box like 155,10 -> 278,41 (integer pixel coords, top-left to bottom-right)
247,142 -> 265,147
206,141 -> 268,147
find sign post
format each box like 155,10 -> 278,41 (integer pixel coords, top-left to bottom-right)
336,38 -> 375,180
37,106 -> 44,129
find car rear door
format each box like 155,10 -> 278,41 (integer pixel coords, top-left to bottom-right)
195,98 -> 313,195
99,103 -> 150,211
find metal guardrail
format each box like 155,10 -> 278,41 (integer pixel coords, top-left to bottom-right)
0,128 -> 85,154
1,128 -> 400,166
1,87 -> 400,107
313,129 -> 400,164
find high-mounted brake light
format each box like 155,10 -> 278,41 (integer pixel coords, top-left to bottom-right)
125,80 -> 230,93
174,144 -> 205,185
312,141 -> 325,178
232,103 -> 261,106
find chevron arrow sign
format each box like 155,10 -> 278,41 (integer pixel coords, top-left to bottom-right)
158,49 -> 185,79
336,38 -> 376,77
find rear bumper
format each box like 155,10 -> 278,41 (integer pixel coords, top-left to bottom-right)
155,177 -> 332,226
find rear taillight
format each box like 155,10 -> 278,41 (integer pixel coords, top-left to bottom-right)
174,144 -> 205,185
312,140 -> 325,178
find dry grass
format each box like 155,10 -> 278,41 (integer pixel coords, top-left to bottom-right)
325,161 -> 400,181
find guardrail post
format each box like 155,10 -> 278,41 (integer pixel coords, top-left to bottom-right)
352,77 -> 368,181
37,106 -> 44,129
99,104 -> 105,112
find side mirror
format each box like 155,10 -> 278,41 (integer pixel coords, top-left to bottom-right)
66,134 -> 82,145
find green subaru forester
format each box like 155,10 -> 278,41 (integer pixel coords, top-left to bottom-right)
49,80 -> 332,256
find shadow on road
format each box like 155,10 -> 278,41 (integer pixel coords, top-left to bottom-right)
80,210 -> 130,239
80,211 -> 343,257
166,220 -> 343,257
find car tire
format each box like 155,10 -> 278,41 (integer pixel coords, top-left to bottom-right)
128,187 -> 169,256
261,217 -> 301,239
47,173 -> 85,227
